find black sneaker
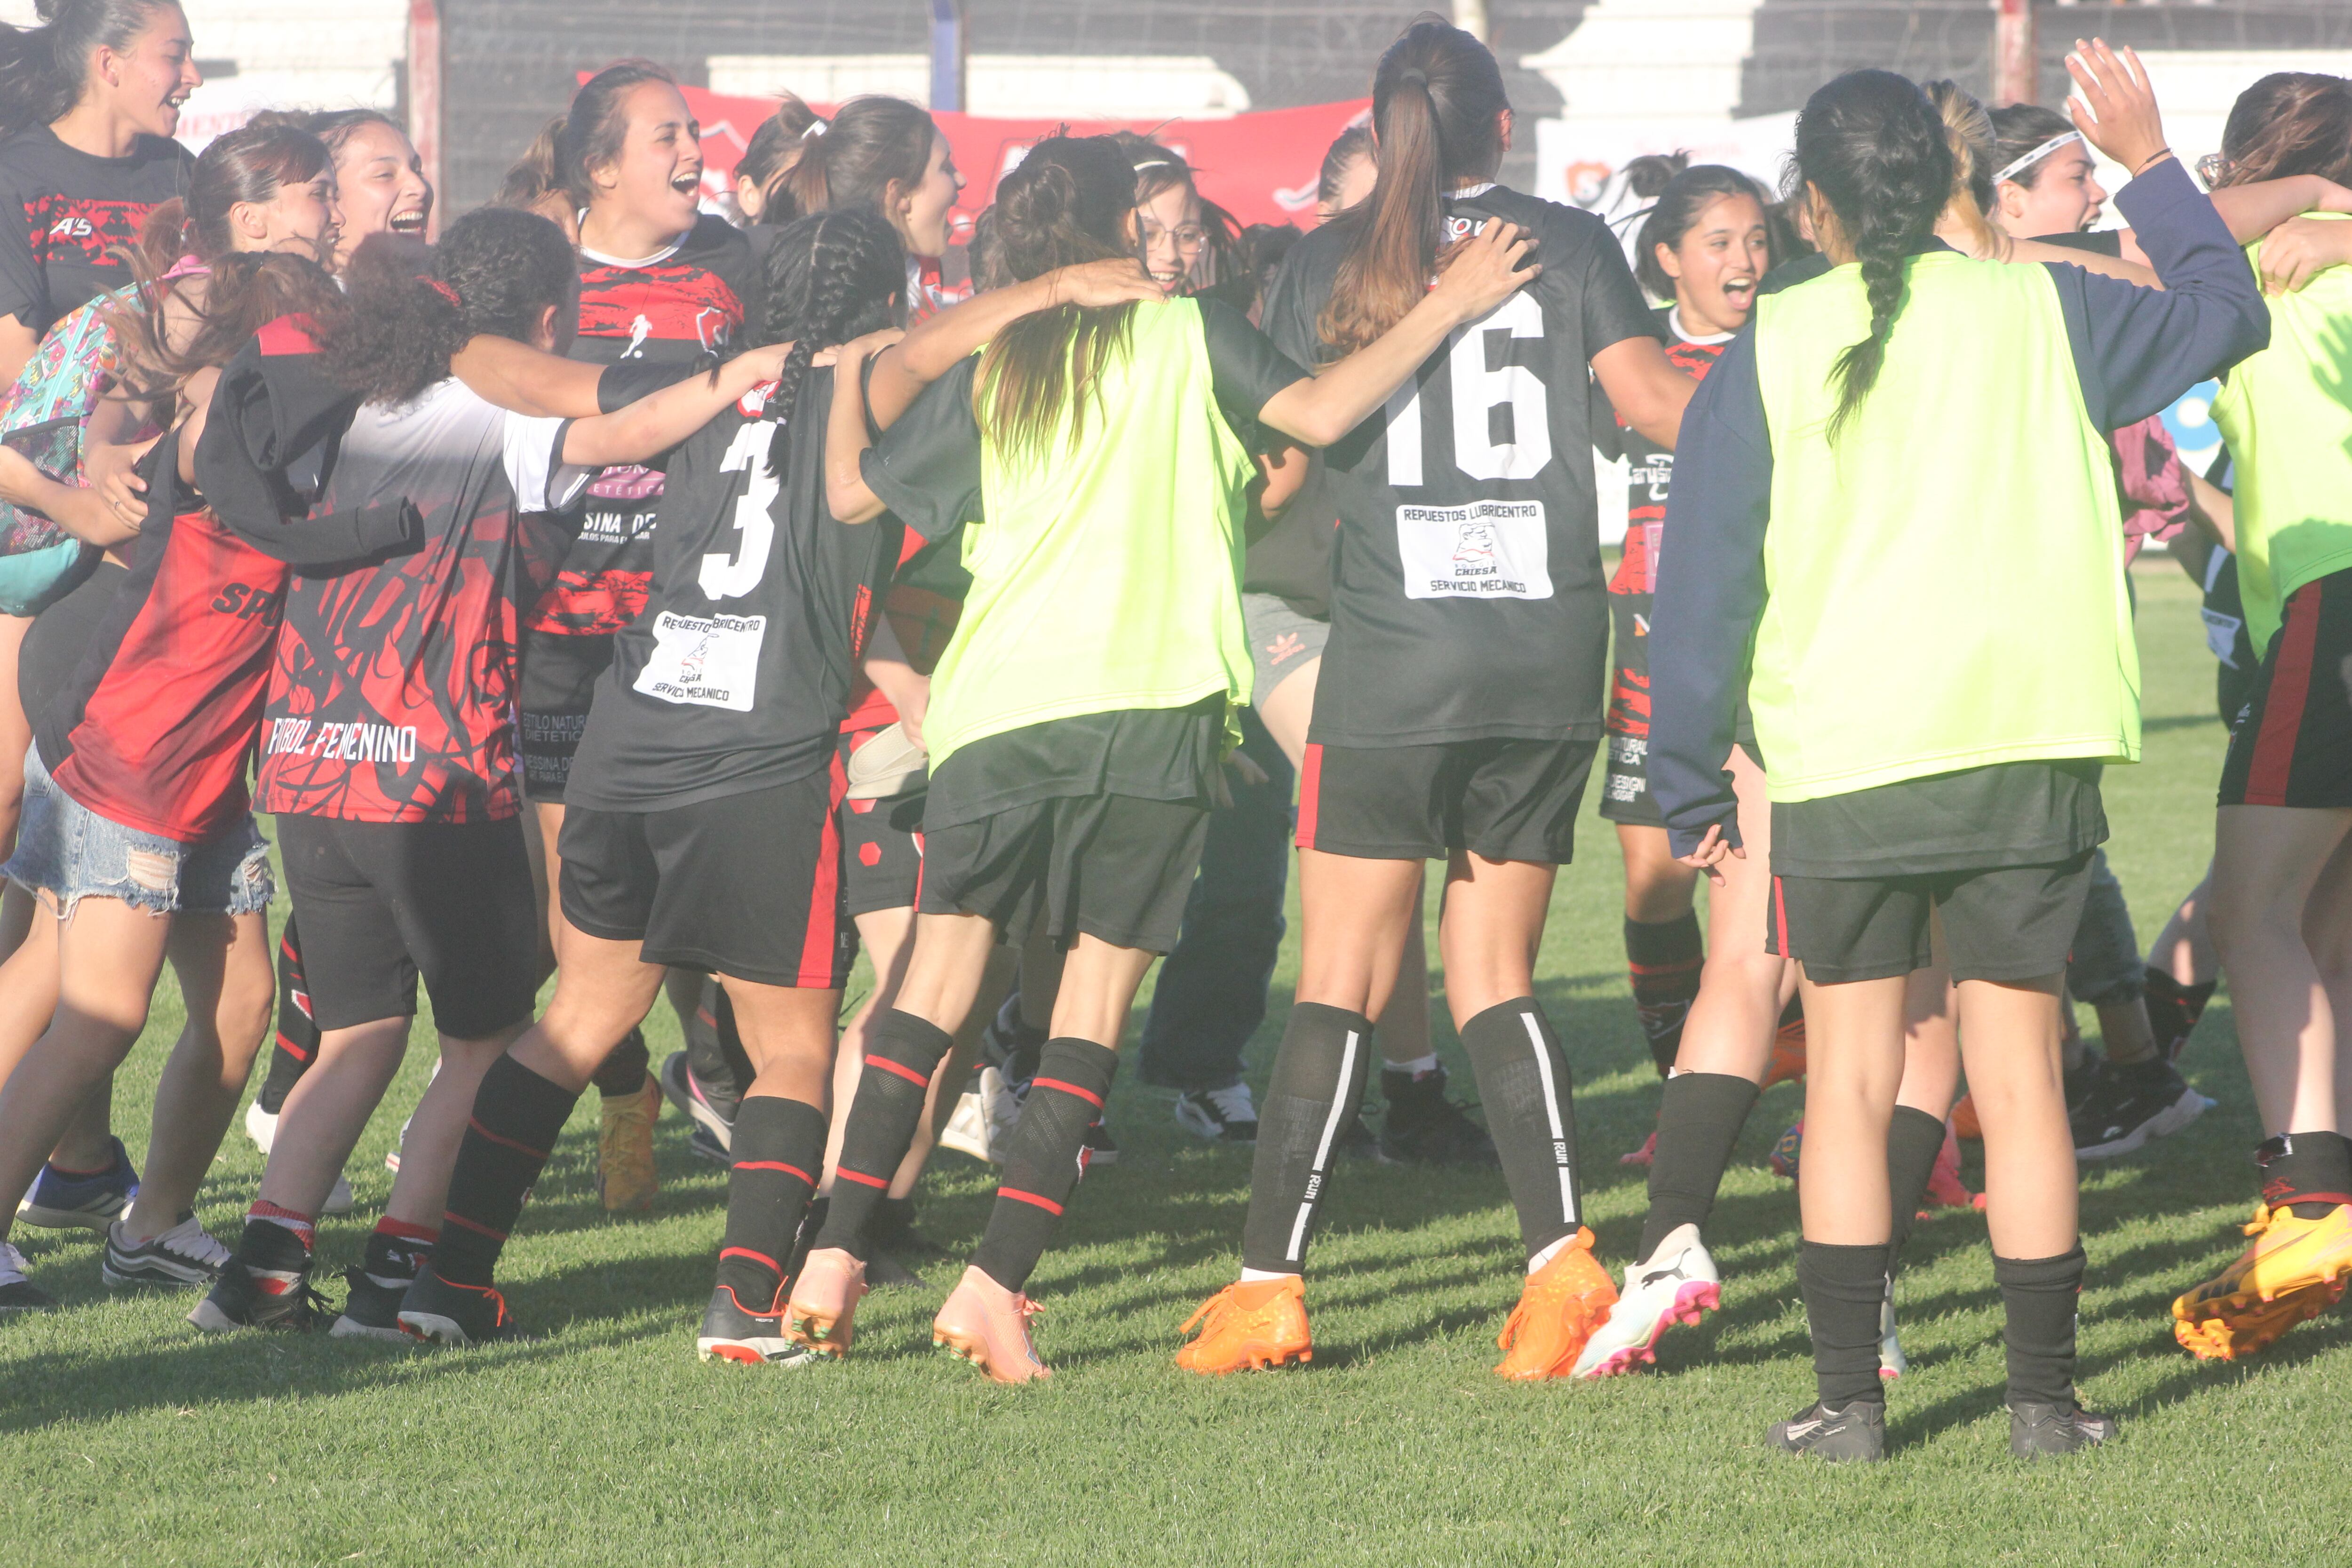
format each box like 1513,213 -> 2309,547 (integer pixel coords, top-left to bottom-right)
2070,1058 -> 2209,1160
982,992 -> 1047,1087
658,1049 -> 735,1157
1379,1065 -> 1499,1166
1173,1083 -> 1259,1144
397,1265 -> 527,1346
331,1268 -> 416,1343
697,1284 -> 813,1364
1767,1400 -> 1886,1463
1334,1113 -> 1381,1162
1083,1121 -> 1119,1167
0,1242 -> 56,1313
188,1256 -> 326,1332
102,1212 -> 230,1289
2142,968 -> 2213,1063
2009,1398 -> 2119,1458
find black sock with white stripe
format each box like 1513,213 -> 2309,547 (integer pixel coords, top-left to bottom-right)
715,1095 -> 827,1311
813,1009 -> 953,1259
1459,998 -> 1585,1264
970,1038 -> 1118,1291
1240,1003 -> 1375,1276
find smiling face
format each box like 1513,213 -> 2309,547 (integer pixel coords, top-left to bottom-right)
329,120 -> 432,269
236,165 -> 340,263
1996,143 -> 2106,236
888,131 -> 962,259
1135,182 -> 1204,294
1657,191 -> 1770,337
90,2 -> 202,141
590,80 -> 705,242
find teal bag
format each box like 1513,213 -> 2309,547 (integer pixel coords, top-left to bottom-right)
0,536 -> 93,616
0,286 -> 133,614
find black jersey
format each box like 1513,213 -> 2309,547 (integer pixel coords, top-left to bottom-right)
563,367 -> 898,813
0,126 -> 191,334
1263,184 -> 1661,746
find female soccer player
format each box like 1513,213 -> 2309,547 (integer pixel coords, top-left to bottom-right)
1175,16 -> 1693,1384
1648,48 -> 2264,1459
771,95 -> 965,320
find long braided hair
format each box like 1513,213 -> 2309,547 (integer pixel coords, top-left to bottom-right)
1793,70 -> 1953,441
754,206 -> 904,471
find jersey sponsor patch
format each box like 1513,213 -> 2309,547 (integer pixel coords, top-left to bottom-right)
1396,499 -> 1551,599
634,610 -> 766,710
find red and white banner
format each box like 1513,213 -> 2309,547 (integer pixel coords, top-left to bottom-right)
681,85 -> 1369,234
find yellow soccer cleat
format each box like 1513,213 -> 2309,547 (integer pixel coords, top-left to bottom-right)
2173,1277 -> 2343,1361
597,1077 -> 660,1212
782,1246 -> 867,1358
1176,1276 -> 1313,1374
1494,1226 -> 1619,1381
933,1266 -> 1052,1384
2171,1201 -> 2352,1358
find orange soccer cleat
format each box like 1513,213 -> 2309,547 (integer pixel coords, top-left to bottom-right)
1761,1011 -> 1808,1089
2171,1202 -> 2352,1360
1176,1275 -> 1313,1374
933,1266 -> 1051,1384
781,1246 -> 867,1358
1494,1227 -> 1619,1381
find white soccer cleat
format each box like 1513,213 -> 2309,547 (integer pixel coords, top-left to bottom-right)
244,1098 -> 277,1155
1570,1222 -> 1721,1379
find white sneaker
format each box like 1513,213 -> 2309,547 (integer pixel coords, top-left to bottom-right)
322,1175 -> 355,1216
244,1098 -> 277,1155
102,1213 -> 231,1288
1173,1082 -> 1259,1144
1878,1286 -> 1907,1380
0,1240 -> 56,1312
974,1064 -> 1025,1164
1570,1223 -> 1722,1378
937,1087 -> 996,1163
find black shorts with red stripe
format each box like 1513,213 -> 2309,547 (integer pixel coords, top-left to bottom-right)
838,729 -> 926,917
1296,736 -> 1598,864
2219,567 -> 2352,810
557,761 -> 857,989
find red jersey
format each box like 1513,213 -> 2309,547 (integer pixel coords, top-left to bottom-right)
839,526 -> 969,734
525,215 -> 754,637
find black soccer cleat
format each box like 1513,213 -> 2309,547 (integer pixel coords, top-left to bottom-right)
330,1267 -> 417,1344
397,1265 -> 527,1346
1767,1400 -> 1886,1463
697,1285 -> 815,1365
2069,1058 -> 2209,1160
1379,1064 -> 1499,1166
2009,1399 -> 2119,1459
187,1256 -> 326,1333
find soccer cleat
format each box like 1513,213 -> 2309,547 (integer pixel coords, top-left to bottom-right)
781,1247 -> 867,1357
397,1265 -> 525,1346
1379,1065 -> 1498,1166
936,1085 -> 996,1163
1571,1223 -> 1720,1378
1768,1400 -> 1884,1463
1924,1122 -> 1976,1210
1174,1082 -> 1259,1144
1494,1227 -> 1619,1380
1176,1276 -> 1313,1374
2069,1058 -> 2209,1161
0,1241 -> 56,1313
1878,1289 -> 1907,1380
597,1075 -> 660,1212
102,1212 -> 230,1289
15,1137 -> 139,1231
1334,1112 -> 1381,1162
323,1176 -> 354,1216
1619,1128 -> 1658,1168
1083,1121 -> 1119,1167
1761,1010 -> 1808,1089
189,1256 -> 325,1332
932,1266 -> 1051,1384
2009,1399 -> 2119,1458
1952,1093 -> 1982,1141
1768,1118 -> 1803,1179
330,1267 -> 416,1344
2170,1202 -> 2352,1358
658,1050 -> 735,1156
699,1284 -> 816,1365
244,1097 -> 277,1154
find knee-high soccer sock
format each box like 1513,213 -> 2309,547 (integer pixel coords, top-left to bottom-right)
971,1039 -> 1119,1292
2141,967 -> 2215,1061
1994,1245 -> 2086,1407
1884,1106 -> 1948,1270
715,1096 -> 827,1310
1459,998 -> 1585,1266
686,979 -> 750,1117
434,1055 -> 579,1287
1638,1072 -> 1760,1260
1239,1003 -> 1375,1276
256,920 -> 319,1117
590,1027 -> 651,1098
2256,1130 -> 2352,1218
1626,913 -> 1704,1077
813,1009 -> 954,1257
1800,1240 -> 1892,1409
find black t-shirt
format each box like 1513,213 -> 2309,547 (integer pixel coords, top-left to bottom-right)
1771,760 -> 2107,879
1260,183 -> 1662,747
0,126 -> 191,334
862,296 -> 1306,543
1241,462 -> 1337,617
565,367 -> 899,813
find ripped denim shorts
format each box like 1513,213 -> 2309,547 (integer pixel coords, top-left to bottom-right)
3,745 -> 273,918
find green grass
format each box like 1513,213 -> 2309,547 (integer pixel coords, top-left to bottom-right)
6,562 -> 2347,1566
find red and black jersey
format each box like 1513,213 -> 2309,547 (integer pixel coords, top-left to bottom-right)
839,526 -> 970,734
258,380 -> 581,825
524,214 -> 755,638
0,126 -> 191,334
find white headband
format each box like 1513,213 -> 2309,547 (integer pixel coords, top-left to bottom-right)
1994,130 -> 2083,188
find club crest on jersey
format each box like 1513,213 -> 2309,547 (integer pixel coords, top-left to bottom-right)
1395,499 -> 1552,600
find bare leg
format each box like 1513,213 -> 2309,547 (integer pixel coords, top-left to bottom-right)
509,923 -> 670,1091
1795,972 -> 1909,1246
1619,823 -> 1699,923
121,910 -> 273,1238
256,1017 -> 412,1218
0,899 -> 115,1174
896,912 -> 1023,1040
381,1019 -> 531,1231
1045,933 -> 1159,1047
1955,973 -> 2075,1261
1435,851 -> 1556,1028
2148,860 -> 2221,987
1676,748 -> 1788,1081
2210,805 -> 2352,1135
1294,848 -> 1425,1021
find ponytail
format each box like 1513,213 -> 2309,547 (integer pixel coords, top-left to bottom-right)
1792,70 -> 1952,441
0,0 -> 168,141
1315,14 -> 1507,360
754,207 -> 904,471
767,96 -> 937,226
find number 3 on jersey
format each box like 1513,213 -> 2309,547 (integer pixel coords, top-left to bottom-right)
1385,291 -> 1551,486
699,417 -> 779,600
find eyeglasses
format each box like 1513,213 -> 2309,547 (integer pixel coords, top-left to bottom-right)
1140,221 -> 1208,255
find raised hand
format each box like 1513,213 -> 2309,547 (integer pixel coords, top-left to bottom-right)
2066,38 -> 2169,176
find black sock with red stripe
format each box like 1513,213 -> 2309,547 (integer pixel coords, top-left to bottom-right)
1460,998 -> 1585,1260
256,919 -> 319,1116
971,1038 -> 1117,1292
434,1055 -> 578,1288
715,1095 -> 827,1310
812,1009 -> 953,1258
1626,913 -> 1704,1076
2257,1131 -> 2352,1218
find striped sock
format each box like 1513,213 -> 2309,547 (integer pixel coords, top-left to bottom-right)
434,1055 -> 577,1287
1627,913 -> 1704,1077
1239,1003 -> 1374,1276
715,1096 -> 827,1310
813,1009 -> 953,1258
971,1038 -> 1118,1291
1460,998 -> 1584,1264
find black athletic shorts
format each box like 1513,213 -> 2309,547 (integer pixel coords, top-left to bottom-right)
518,628 -> 613,804
1297,737 -> 1597,863
920,791 -> 1209,954
2218,567 -> 2352,810
275,814 -> 540,1038
838,728 -> 926,917
558,764 -> 856,989
1766,850 -> 2097,985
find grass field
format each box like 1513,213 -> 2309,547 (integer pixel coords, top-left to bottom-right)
5,561 -> 2347,1566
